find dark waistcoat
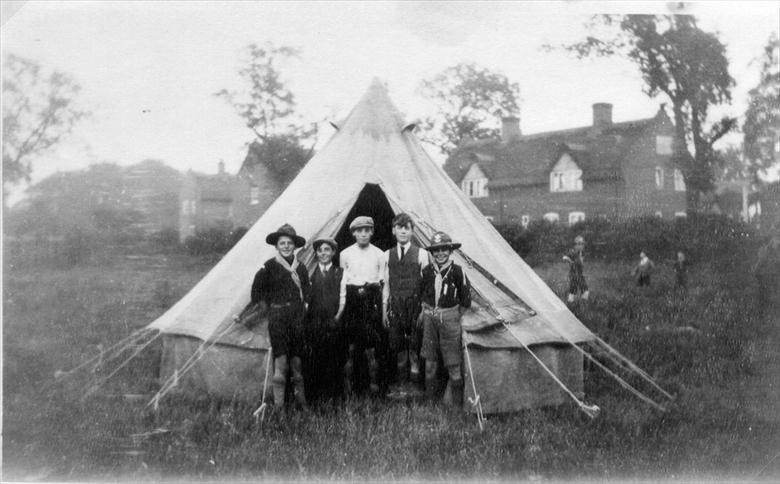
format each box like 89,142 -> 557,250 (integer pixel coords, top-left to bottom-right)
388,244 -> 421,299
310,266 -> 343,319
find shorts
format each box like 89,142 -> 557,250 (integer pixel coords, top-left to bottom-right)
637,274 -> 651,286
388,295 -> 422,354
420,304 -> 463,367
569,274 -> 588,295
268,301 -> 306,359
343,284 -> 383,351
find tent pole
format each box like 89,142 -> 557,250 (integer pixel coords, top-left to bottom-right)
463,342 -> 485,430
253,347 -> 273,422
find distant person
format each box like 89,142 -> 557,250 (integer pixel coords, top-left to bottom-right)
250,224 -> 311,410
752,233 -> 780,319
673,251 -> 688,289
419,231 -> 471,406
563,235 -> 589,302
382,213 -> 429,394
306,237 -> 345,402
631,251 -> 655,287
340,216 -> 385,396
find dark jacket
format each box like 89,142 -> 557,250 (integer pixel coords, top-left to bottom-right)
309,265 -> 343,324
251,256 -> 311,306
418,262 -> 471,309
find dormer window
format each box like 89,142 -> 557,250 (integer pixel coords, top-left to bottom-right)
549,153 -> 583,192
461,164 -> 489,198
656,135 -> 673,155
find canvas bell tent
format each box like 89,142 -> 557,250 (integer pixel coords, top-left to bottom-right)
83,79 -> 671,415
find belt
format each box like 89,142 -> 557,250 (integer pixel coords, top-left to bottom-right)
421,303 -> 459,315
270,301 -> 299,308
347,283 -> 381,295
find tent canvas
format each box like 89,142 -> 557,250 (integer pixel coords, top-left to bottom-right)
147,79 -> 601,413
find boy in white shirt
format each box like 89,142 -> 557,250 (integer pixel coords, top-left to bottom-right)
339,216 -> 385,395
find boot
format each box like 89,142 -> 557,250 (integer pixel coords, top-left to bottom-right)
449,378 -> 464,408
272,376 -> 286,409
292,376 -> 307,409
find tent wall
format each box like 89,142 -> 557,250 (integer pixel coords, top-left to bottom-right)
464,344 -> 583,414
159,335 -> 271,401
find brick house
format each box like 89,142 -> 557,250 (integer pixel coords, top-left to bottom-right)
179,161 -> 236,242
445,103 -> 688,226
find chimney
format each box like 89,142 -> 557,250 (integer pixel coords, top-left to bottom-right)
217,160 -> 225,174
501,115 -> 521,143
592,103 -> 613,131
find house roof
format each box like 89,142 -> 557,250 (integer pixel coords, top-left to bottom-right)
446,110 -> 670,189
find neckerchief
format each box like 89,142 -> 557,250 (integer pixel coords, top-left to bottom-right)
275,252 -> 303,301
433,260 -> 454,307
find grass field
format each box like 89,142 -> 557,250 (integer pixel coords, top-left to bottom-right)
3,249 -> 779,481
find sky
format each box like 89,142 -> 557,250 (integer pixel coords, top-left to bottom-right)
2,1 -> 778,204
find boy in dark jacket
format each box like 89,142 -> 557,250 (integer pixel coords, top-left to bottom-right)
306,237 -> 345,402
419,231 -> 471,407
250,224 -> 311,409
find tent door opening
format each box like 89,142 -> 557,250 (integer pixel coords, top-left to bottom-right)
334,183 -> 396,255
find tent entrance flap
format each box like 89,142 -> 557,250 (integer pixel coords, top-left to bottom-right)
334,183 -> 396,252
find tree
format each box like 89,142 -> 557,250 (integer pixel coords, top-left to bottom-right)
556,15 -> 735,211
216,42 -> 313,182
2,54 -> 88,200
743,34 -> 780,180
418,63 -> 520,154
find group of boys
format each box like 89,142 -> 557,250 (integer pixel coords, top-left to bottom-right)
245,213 -> 471,410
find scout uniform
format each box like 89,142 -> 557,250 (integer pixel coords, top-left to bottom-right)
306,237 -> 345,401
250,224 -> 311,408
339,216 -> 385,395
419,232 -> 471,405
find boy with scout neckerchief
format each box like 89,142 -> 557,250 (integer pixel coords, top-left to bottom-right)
382,213 -> 429,393
250,224 -> 311,409
306,237 -> 345,402
419,231 -> 471,406
339,216 -> 385,396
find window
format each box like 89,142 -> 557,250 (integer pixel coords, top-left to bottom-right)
462,178 -> 488,198
521,215 -> 530,228
655,166 -> 664,189
549,154 -> 583,192
543,212 -> 559,223
675,212 -> 687,218
656,135 -> 673,155
568,211 -> 585,225
673,169 -> 686,191
250,186 -> 260,205
655,211 -> 663,218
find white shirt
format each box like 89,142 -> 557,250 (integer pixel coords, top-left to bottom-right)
340,243 -> 385,286
318,262 -> 333,273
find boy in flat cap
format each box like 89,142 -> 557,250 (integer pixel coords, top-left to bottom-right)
419,231 -> 471,407
339,216 -> 385,396
382,213 -> 430,393
250,223 -> 311,409
306,237 -> 345,402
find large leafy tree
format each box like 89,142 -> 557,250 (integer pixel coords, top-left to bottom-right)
556,15 -> 735,211
2,54 -> 88,203
418,63 -> 520,155
216,42 -> 312,181
743,34 -> 780,180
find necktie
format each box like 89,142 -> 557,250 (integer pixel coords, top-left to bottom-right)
400,246 -> 405,259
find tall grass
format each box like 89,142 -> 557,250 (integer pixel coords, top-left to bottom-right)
3,247 -> 779,481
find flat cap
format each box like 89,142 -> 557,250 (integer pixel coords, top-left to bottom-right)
349,216 -> 374,231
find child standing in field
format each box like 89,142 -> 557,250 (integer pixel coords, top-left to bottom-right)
563,235 -> 589,302
250,224 -> 311,409
673,251 -> 688,289
419,231 -> 471,407
383,213 -> 429,393
632,251 -> 655,287
306,237 -> 345,402
340,216 -> 385,396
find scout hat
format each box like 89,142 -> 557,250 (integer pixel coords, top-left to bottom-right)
426,231 -> 461,252
265,223 -> 306,248
313,237 -> 338,251
349,216 -> 374,231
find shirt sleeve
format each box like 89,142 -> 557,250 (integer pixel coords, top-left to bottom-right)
339,268 -> 346,308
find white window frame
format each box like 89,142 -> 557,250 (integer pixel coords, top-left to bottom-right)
655,166 -> 664,190
673,169 -> 686,192
675,212 -> 687,218
250,185 -> 260,205
568,211 -> 585,225
521,215 -> 530,228
462,178 -> 488,198
656,135 -> 673,155
655,211 -> 663,218
550,170 -> 583,193
543,212 -> 559,223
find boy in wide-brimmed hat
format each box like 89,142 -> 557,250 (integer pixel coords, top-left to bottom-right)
418,231 -> 471,407
250,223 -> 311,409
339,216 -> 385,396
306,237 -> 345,402
382,213 -> 430,394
